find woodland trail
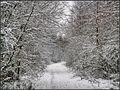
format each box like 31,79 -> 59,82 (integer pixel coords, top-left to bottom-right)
22,62 -> 118,89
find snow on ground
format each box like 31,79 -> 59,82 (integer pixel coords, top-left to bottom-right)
21,61 -> 119,89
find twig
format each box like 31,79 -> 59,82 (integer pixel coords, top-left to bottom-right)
4,2 -> 18,26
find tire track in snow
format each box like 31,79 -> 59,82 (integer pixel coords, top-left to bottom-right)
50,72 -> 55,89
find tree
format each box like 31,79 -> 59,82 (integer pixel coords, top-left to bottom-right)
1,1 -> 65,89
65,1 -> 119,81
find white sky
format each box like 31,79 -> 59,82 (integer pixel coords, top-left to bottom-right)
64,1 -> 74,15
59,1 -> 74,24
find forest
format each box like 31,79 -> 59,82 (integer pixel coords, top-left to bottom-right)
0,1 -> 119,89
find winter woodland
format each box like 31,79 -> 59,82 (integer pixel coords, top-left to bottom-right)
0,1 -> 119,89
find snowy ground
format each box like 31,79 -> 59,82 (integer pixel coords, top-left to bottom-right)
21,62 -> 119,89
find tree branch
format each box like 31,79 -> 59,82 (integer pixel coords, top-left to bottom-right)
1,1 -> 36,71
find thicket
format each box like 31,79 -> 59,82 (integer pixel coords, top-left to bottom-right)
65,1 -> 119,86
0,1 -> 65,89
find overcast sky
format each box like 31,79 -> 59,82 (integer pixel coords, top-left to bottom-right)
59,1 -> 74,24
64,1 -> 74,15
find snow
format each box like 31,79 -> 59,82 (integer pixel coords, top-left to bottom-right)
21,61 -> 119,89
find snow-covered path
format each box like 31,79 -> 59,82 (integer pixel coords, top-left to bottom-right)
24,62 -> 118,89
